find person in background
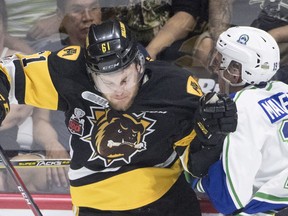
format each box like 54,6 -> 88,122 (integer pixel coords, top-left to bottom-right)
32,109 -> 70,190
32,0 -> 107,190
192,26 -> 288,215
4,0 -> 59,52
38,0 -> 104,51
0,19 -> 237,215
0,0 -> 70,193
182,0 -> 233,69
1,0 -> 32,55
0,0 -> 46,192
250,0 -> 288,83
114,0 -> 209,62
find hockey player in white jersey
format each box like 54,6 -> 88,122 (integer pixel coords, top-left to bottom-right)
192,26 -> 288,215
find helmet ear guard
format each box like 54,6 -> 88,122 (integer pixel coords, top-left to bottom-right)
216,26 -> 280,85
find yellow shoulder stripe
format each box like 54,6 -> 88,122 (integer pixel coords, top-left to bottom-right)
57,46 -> 81,61
187,76 -> 203,97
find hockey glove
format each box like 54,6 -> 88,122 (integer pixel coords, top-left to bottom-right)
188,136 -> 224,178
194,92 -> 237,145
0,93 -> 10,125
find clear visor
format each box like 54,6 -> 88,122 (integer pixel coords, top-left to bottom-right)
220,60 -> 245,87
208,51 -> 223,74
90,62 -> 144,94
209,52 -> 245,87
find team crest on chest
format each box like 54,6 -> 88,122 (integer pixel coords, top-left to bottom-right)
82,107 -> 156,167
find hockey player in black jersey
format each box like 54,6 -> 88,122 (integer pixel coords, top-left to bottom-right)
0,20 -> 237,215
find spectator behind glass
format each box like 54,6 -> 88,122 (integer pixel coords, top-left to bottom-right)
128,0 -> 233,69
3,0 -> 59,54
32,0 -> 108,191
186,0 -> 233,68
0,0 -> 48,193
250,0 -> 288,83
112,0 -> 208,62
1,0 -> 33,55
39,0 -> 104,51
5,0 -> 59,40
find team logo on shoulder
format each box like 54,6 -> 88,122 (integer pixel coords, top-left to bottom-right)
83,109 -> 156,166
187,76 -> 202,97
57,46 -> 81,60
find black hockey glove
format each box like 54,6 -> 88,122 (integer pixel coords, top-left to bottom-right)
188,136 -> 224,178
0,92 -> 10,125
194,92 -> 237,145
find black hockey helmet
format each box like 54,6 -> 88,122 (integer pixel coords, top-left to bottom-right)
84,19 -> 142,74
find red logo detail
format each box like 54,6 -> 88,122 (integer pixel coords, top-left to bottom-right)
68,118 -> 83,134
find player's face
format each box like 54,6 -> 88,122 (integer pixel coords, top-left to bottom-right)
61,0 -> 102,46
92,63 -> 143,111
218,60 -> 244,94
210,51 -> 245,94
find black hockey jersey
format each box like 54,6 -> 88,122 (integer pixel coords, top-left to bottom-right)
0,46 -> 203,210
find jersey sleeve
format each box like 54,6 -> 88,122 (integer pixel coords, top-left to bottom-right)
173,74 -> 203,175
0,51 -> 62,110
16,52 -> 60,109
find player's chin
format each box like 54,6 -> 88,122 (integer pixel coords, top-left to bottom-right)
109,97 -> 134,111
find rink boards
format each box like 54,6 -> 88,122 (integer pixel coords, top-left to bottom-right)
0,193 -> 222,216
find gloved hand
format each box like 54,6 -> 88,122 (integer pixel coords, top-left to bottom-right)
194,92 -> 237,145
0,93 -> 10,125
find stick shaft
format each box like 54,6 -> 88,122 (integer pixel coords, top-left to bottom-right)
0,145 -> 43,216
0,159 -> 71,168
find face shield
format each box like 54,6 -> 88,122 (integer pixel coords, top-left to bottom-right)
89,60 -> 144,94
208,51 -> 222,75
209,51 -> 246,93
219,60 -> 245,87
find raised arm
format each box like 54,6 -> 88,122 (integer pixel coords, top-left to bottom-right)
208,0 -> 233,46
0,104 -> 33,131
146,11 -> 196,59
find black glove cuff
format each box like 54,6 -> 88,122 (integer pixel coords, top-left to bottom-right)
189,144 -> 222,178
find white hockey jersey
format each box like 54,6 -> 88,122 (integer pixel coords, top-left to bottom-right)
195,81 -> 288,215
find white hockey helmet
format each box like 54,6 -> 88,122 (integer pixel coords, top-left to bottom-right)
215,26 -> 280,85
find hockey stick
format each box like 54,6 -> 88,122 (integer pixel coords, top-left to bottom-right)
0,145 -> 43,216
0,158 -> 71,168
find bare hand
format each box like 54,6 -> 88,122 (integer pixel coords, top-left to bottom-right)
46,141 -> 70,189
